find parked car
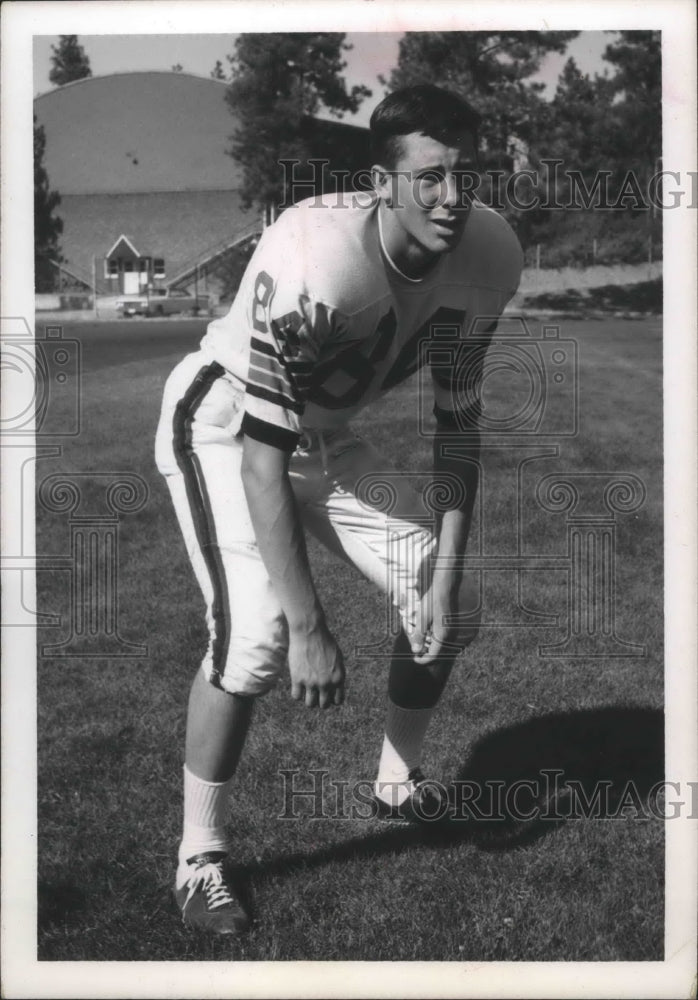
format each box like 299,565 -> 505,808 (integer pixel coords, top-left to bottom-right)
116,288 -> 211,317
115,294 -> 148,317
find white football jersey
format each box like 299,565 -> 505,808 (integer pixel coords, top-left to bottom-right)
200,191 -> 522,451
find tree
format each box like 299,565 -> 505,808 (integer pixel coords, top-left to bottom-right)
211,60 -> 227,81
49,35 -> 92,87
516,58 -> 616,264
602,31 -> 662,261
34,116 -> 63,292
602,31 -> 661,171
523,34 -> 662,268
545,58 -> 616,177
539,33 -> 661,201
382,32 -> 579,167
171,63 -> 184,73
225,33 -> 371,211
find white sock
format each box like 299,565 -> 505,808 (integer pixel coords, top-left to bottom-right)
178,765 -> 233,880
375,702 -> 436,806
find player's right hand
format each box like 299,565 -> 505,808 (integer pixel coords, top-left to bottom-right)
288,624 -> 345,709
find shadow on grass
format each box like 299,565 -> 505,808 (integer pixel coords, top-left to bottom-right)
36,704 -> 663,944
525,279 -> 662,314
240,703 -> 663,883
450,703 -> 663,850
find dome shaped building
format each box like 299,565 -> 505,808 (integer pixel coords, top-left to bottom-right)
34,71 -> 369,306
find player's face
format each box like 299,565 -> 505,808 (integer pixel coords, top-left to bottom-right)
376,131 -> 478,265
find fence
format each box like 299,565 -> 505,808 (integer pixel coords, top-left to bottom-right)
523,235 -> 663,271
36,292 -> 93,312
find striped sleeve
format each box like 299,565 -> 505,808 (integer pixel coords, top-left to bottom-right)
240,268 -> 332,451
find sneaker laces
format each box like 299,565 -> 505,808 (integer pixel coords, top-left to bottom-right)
408,767 -> 428,792
408,768 -> 444,809
184,859 -> 236,912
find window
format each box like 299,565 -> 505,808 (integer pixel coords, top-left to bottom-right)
123,260 -> 134,273
139,257 -> 150,274
106,259 -> 119,278
154,258 -> 166,278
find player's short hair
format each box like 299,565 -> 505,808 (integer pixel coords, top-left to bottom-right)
369,84 -> 481,167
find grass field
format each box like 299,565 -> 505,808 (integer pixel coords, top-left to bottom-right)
35,316 -> 664,962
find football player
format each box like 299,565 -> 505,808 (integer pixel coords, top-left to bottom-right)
155,84 -> 522,934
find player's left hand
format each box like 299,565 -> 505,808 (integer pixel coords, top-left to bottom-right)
409,585 -> 463,665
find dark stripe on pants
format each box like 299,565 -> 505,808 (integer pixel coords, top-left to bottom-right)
172,362 -> 230,689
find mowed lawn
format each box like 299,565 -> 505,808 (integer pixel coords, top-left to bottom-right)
35,316 -> 664,961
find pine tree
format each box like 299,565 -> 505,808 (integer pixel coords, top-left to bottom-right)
518,58 -> 616,264
602,31 -> 661,171
602,31 -> 662,261
49,35 -> 92,87
34,116 -> 63,292
525,34 -> 662,268
547,58 -> 615,177
211,60 -> 227,81
225,33 -> 371,211
382,32 -> 579,167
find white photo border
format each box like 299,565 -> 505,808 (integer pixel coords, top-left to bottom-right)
1,2 -> 696,997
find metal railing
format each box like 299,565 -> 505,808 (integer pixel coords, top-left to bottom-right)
166,222 -> 263,290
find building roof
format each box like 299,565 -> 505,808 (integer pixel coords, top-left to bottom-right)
34,71 -> 372,199
34,71 -> 244,195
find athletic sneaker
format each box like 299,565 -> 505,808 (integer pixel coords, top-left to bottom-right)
174,851 -> 250,935
372,767 -> 451,824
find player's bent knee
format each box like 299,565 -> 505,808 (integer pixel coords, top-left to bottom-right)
203,662 -> 280,698
216,671 -> 277,698
201,641 -> 287,698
